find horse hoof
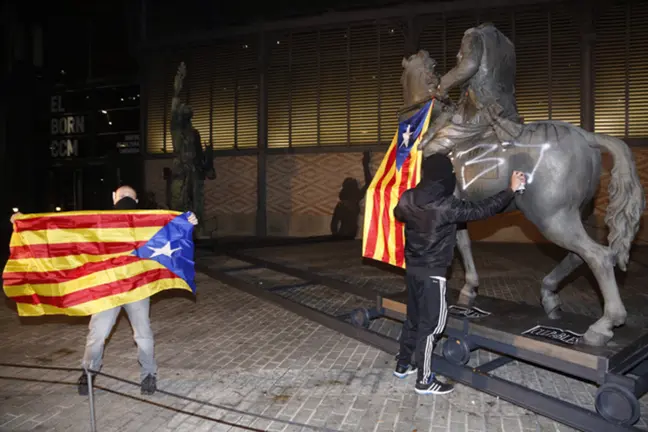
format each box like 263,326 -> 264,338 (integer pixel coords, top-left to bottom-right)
582,328 -> 613,346
547,308 -> 562,320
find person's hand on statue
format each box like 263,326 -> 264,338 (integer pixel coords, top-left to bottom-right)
10,212 -> 23,224
509,171 -> 526,192
187,212 -> 198,226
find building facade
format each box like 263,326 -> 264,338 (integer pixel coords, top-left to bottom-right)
140,0 -> 648,243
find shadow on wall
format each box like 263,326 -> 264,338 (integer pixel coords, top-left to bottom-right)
331,152 -> 374,239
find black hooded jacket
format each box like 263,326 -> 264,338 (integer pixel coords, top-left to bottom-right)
394,154 -> 514,277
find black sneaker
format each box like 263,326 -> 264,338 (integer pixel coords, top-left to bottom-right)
77,373 -> 95,396
393,362 -> 418,379
415,374 -> 454,395
141,374 -> 157,395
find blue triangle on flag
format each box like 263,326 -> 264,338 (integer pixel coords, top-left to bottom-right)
395,101 -> 431,170
131,213 -> 197,293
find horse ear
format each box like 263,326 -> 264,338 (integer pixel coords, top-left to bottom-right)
402,57 -> 409,68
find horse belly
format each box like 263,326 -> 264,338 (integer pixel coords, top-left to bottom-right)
451,142 -> 514,201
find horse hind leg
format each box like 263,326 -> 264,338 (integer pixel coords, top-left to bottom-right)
541,208 -> 595,319
456,226 -> 479,306
538,211 -> 627,346
541,252 -> 584,319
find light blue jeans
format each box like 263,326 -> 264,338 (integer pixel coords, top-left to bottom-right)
82,297 -> 157,381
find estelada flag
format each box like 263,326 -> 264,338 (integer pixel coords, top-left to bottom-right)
362,100 -> 434,268
2,210 -> 196,317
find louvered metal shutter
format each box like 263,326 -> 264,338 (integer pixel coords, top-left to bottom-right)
146,50 -> 183,154
350,24 -> 380,145
628,1 -> 648,138
267,22 -> 388,148
267,33 -> 291,148
186,46 -> 213,149
290,31 -> 319,147
595,0 -> 648,138
549,4 -> 581,125
418,5 -> 581,127
594,2 -> 626,136
211,42 -> 237,149
319,27 -> 349,146
515,7 -> 551,123
628,1 -> 648,137
418,14 -> 446,74
236,39 -> 259,148
379,22 -> 407,143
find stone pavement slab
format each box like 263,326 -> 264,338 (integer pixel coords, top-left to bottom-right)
196,241 -> 648,430
234,241 -> 648,327
1,270 -> 580,432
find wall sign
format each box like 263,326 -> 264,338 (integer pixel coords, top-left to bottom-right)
117,134 -> 140,154
50,95 -> 86,158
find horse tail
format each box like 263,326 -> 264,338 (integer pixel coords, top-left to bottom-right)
592,134 -> 646,271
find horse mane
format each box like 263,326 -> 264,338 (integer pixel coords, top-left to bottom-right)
401,50 -> 440,91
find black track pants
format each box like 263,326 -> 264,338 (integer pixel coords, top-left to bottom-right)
396,273 -> 448,382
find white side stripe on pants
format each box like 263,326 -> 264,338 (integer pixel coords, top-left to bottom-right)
422,276 -> 447,383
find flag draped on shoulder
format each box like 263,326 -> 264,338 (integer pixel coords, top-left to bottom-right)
2,210 -> 196,317
362,100 -> 434,269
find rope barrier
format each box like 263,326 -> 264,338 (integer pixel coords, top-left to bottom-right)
0,362 -> 341,432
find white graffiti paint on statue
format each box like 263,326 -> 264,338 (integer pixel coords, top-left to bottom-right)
454,141 -> 551,191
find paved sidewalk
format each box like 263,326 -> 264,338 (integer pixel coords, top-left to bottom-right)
2,271 -> 574,432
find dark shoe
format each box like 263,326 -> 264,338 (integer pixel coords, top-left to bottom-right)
415,374 -> 454,395
77,373 -> 95,396
141,374 -> 157,395
393,362 -> 418,379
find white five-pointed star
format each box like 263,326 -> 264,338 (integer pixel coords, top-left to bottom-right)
401,124 -> 412,148
148,241 -> 181,258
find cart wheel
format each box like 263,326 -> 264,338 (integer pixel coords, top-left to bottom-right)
442,337 -> 471,366
350,308 -> 370,328
595,383 -> 640,426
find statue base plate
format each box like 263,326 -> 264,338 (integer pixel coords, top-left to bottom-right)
351,290 -> 648,431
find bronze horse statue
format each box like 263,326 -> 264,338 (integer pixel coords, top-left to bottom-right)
399,50 -> 645,346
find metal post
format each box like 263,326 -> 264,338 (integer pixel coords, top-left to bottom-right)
85,368 -> 97,432
256,30 -> 268,237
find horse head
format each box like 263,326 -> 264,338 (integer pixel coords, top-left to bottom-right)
400,50 -> 440,109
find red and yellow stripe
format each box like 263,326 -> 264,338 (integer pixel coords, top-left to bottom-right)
2,210 -> 191,317
362,103 -> 433,268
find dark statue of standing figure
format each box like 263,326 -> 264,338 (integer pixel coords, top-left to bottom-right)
170,62 -> 216,237
399,23 -> 645,346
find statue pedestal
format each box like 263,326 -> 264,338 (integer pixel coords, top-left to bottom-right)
351,290 -> 648,430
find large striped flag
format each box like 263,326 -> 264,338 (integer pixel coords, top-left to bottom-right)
3,210 -> 196,317
362,100 -> 435,268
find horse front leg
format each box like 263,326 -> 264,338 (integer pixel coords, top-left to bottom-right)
456,226 -> 479,306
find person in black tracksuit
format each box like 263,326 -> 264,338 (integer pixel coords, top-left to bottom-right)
392,153 -> 526,395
